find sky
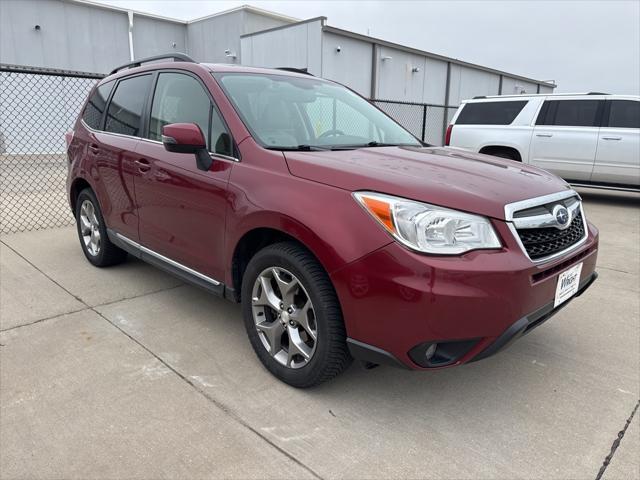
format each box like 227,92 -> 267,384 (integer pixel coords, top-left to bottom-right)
95,0 -> 640,95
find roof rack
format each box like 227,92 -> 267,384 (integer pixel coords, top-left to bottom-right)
109,53 -> 195,75
275,67 -> 314,76
587,92 -> 609,95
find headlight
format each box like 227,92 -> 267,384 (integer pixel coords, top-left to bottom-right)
353,192 -> 501,254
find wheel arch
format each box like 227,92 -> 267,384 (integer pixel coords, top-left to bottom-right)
478,145 -> 523,162
227,214 -> 342,303
69,176 -> 94,215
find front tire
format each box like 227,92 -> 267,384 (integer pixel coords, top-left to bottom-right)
241,242 -> 352,388
75,188 -> 127,267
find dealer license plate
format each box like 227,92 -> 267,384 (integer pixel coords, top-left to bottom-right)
554,263 -> 583,308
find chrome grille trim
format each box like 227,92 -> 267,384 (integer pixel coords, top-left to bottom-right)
504,190 -> 589,264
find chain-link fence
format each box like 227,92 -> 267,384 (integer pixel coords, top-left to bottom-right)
0,65 -> 104,234
372,99 -> 457,146
0,64 -> 458,235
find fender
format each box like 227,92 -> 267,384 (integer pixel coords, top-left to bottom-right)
225,209 -> 345,285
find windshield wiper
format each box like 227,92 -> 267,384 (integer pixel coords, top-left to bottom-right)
265,144 -> 331,151
332,141 -> 420,149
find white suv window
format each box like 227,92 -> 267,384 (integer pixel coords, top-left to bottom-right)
456,101 -> 528,125
536,99 -> 602,127
607,100 -> 640,128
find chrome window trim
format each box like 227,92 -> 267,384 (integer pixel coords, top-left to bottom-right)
115,233 -> 221,286
504,190 -> 589,264
80,119 -> 240,162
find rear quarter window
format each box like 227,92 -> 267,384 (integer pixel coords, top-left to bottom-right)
607,100 -> 640,128
455,101 -> 527,125
82,81 -> 114,130
105,74 -> 153,137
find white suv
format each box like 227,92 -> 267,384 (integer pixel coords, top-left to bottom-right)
446,93 -> 639,190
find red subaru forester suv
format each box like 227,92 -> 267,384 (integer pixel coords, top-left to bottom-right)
67,54 -> 599,387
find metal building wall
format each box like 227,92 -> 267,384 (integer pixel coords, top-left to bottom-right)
132,15 -> 187,60
501,76 -> 544,94
321,32 -> 372,96
240,19 -> 324,75
448,64 -> 501,105
375,46 -> 428,102
186,10 -> 245,64
0,0 -> 131,73
187,9 -> 291,65
244,10 -> 292,34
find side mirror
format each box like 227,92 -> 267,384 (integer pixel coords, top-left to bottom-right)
161,123 -> 212,171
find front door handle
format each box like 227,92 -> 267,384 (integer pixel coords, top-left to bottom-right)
154,169 -> 171,182
88,143 -> 100,154
536,133 -> 553,138
602,136 -> 622,141
135,158 -> 151,173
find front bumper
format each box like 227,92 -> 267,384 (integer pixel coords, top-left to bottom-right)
330,220 -> 599,369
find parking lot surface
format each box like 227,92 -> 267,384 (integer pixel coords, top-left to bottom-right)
1,188 -> 638,479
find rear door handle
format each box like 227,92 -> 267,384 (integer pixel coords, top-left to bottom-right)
536,133 -> 553,138
135,158 -> 151,172
88,144 -> 100,154
602,136 -> 622,141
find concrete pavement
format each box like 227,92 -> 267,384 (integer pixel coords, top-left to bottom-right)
1,188 -> 638,479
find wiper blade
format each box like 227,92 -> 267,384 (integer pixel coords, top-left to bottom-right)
337,141 -> 420,149
265,144 -> 331,151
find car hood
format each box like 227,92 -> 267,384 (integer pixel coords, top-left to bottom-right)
283,146 -> 572,220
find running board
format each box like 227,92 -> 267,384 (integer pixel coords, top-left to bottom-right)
569,182 -> 640,193
107,229 -> 229,298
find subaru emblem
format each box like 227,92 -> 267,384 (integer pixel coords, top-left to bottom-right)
553,205 -> 570,229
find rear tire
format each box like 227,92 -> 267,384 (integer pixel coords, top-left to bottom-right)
241,242 -> 352,388
75,188 -> 127,267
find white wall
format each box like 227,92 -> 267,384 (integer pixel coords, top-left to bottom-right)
240,19 -> 323,75
321,32 -> 372,96
0,0 -> 131,73
187,9 -> 291,65
133,15 -> 187,60
375,46 -> 427,102
448,64 -> 501,105
501,76 -> 540,95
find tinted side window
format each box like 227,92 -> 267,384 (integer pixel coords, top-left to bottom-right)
539,100 -> 601,127
148,73 -> 233,157
149,73 -> 210,144
607,100 -> 640,128
105,75 -> 152,136
456,101 -> 527,125
210,107 -> 233,157
82,81 -> 114,130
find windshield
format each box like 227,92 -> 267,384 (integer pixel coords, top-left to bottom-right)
213,72 -> 421,150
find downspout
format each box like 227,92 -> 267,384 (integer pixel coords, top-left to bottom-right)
442,61 -> 451,145
371,43 -> 378,100
127,11 -> 135,61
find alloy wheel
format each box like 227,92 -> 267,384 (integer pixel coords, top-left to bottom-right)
251,267 -> 318,369
79,199 -> 101,256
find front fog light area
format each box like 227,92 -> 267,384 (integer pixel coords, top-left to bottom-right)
409,339 -> 479,367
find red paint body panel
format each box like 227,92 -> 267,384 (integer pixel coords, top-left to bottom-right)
331,222 -> 598,368
222,139 -> 393,285
133,140 -> 233,282
67,61 -> 600,371
283,146 -> 571,220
